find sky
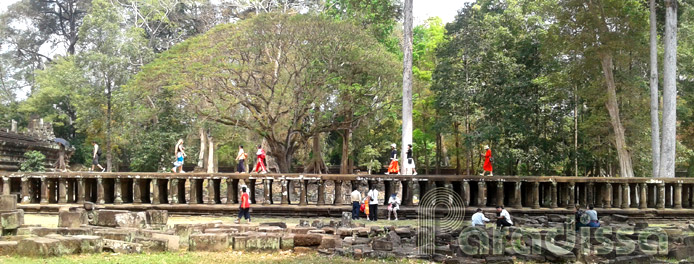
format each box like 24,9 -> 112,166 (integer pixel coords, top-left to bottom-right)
0,0 -> 473,25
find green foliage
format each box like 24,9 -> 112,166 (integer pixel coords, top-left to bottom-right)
357,145 -> 382,173
19,150 -> 46,172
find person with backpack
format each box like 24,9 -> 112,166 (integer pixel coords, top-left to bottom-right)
254,145 -> 267,174
91,142 -> 105,172
481,145 -> 493,176
235,145 -> 247,173
236,185 -> 251,224
171,139 -> 186,173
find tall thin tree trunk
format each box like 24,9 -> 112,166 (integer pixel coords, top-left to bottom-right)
401,0 -> 414,163
455,122 -> 460,175
198,127 -> 206,169
660,0 -> 678,178
106,80 -> 112,172
600,53 -> 635,178
340,129 -> 351,174
574,84 -> 578,177
435,132 -> 441,174
650,0 -> 661,178
207,135 -> 215,173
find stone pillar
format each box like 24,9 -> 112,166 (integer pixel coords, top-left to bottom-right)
674,183 -> 683,209
58,179 -> 67,203
639,183 -> 648,209
96,178 -> 105,204
77,178 -> 85,204
334,180 -> 344,205
614,183 -> 621,208
532,182 -> 540,209
2,177 -> 9,195
299,180 -> 308,205
513,181 -> 522,208
462,181 -> 471,207
113,178 -> 123,204
666,184 -> 672,208
39,177 -> 48,204
152,179 -> 161,205
263,179 -> 272,205
620,183 -> 629,209
604,183 -> 612,208
657,183 -> 665,209
586,182 -> 594,206
133,179 -> 142,204
383,181 -> 392,206
550,182 -> 558,208
404,180 -> 415,206
630,184 -> 639,208
249,179 -> 256,204
567,182 -> 575,209
683,185 -> 691,208
317,180 -> 325,205
207,179 -> 215,204
281,179 -> 289,205
21,177 -> 30,204
477,181 -> 487,207
496,181 -> 504,207
170,179 -> 179,204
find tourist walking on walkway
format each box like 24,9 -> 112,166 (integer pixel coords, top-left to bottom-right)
235,145 -> 247,173
236,185 -> 251,224
386,144 -> 399,175
471,208 -> 490,227
171,139 -> 186,173
387,193 -> 399,220
481,145 -> 493,176
585,204 -> 600,227
254,145 -> 267,174
351,188 -> 362,220
367,186 -> 379,221
403,144 -> 417,175
496,206 -> 513,228
91,142 -> 105,172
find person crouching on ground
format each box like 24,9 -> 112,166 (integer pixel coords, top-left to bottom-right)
387,193 -> 400,221
351,188 -> 362,220
585,204 -> 600,227
471,208 -> 490,227
386,144 -> 399,175
236,186 -> 251,224
496,206 -> 513,228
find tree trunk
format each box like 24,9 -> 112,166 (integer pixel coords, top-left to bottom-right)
264,139 -> 291,173
574,84 -> 578,177
106,80 -> 112,172
340,129 -> 351,174
435,132 -> 441,174
207,135 -> 215,173
455,122 -> 461,175
649,0 -> 661,178
305,134 -> 327,174
599,53 -> 634,178
659,0 -> 678,178
198,127 -> 206,169
401,0 -> 414,165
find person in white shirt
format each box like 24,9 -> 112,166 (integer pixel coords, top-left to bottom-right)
387,193 -> 400,220
471,208 -> 490,227
235,145 -> 246,173
367,187 -> 379,221
496,206 -> 513,228
350,189 -> 362,220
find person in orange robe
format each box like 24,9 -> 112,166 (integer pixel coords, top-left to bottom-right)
386,143 -> 399,174
481,145 -> 493,176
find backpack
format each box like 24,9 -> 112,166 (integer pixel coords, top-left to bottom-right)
97,148 -> 102,157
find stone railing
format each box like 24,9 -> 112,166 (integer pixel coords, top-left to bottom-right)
0,172 -> 692,213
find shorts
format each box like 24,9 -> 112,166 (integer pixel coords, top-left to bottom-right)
403,158 -> 415,169
92,158 -> 100,165
238,207 -> 250,220
173,161 -> 183,168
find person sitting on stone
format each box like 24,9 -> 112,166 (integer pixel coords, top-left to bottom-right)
496,206 -> 513,228
574,206 -> 587,231
387,193 -> 399,221
471,208 -> 490,227
585,204 -> 600,227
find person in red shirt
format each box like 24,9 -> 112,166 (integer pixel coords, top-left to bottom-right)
481,145 -> 493,176
254,145 -> 267,174
236,185 -> 251,223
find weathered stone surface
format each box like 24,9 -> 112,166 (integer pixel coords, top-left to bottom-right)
311,220 -> 324,229
309,229 -> 326,234
93,210 -> 129,227
372,238 -> 393,251
205,228 -> 239,234
231,235 -> 248,250
669,245 -> 694,260
115,212 -> 148,228
1,211 -> 20,229
151,233 -> 180,251
247,234 -> 280,250
288,226 -> 316,234
17,237 -> 62,256
294,246 -> 314,254
0,241 -> 18,255
611,254 -> 653,264
103,239 -> 143,254
258,226 -> 284,233
58,211 -> 87,228
611,214 -> 629,222
17,227 -> 58,236
318,236 -> 341,249
217,224 -> 257,232
0,195 -> 17,211
133,237 -> 169,252
336,228 -> 353,237
189,233 -> 228,252
395,227 -> 412,238
146,210 -> 168,225
58,227 -> 93,236
294,234 -> 323,247
485,256 -> 514,264
280,234 -> 294,250
94,229 -> 135,242
341,212 -> 352,227
260,222 -> 287,229
73,235 -> 104,253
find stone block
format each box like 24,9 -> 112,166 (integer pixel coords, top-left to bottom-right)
294,246 -> 314,254
93,210 -> 129,227
247,234 -> 280,250
58,227 -> 93,236
341,212 -> 352,227
146,210 -> 168,225
260,222 -> 287,229
280,234 -> 294,250
0,241 -> 18,255
103,239 -> 143,254
205,228 -> 239,234
174,224 -> 205,247
151,233 -> 180,251
258,226 -> 284,233
17,237 -> 62,256
1,211 -> 20,229
318,236 -> 341,249
115,212 -> 148,229
395,227 -> 412,238
45,234 -> 84,254
189,233 -> 228,252
94,229 -> 135,242
218,224 -> 257,232
669,245 -> 694,260
133,237 -> 168,252
293,234 -> 323,247
73,235 -> 103,253
288,226 -> 316,234
309,229 -> 326,234
231,235 -> 248,250
372,238 -> 393,251
0,195 -> 16,211
58,211 -> 87,228
611,214 -> 629,222
336,228 -> 353,237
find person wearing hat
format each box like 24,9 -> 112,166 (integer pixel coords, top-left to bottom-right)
386,143 -> 400,175
481,145 -> 493,176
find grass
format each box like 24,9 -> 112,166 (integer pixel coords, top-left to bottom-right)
0,251 -> 429,264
